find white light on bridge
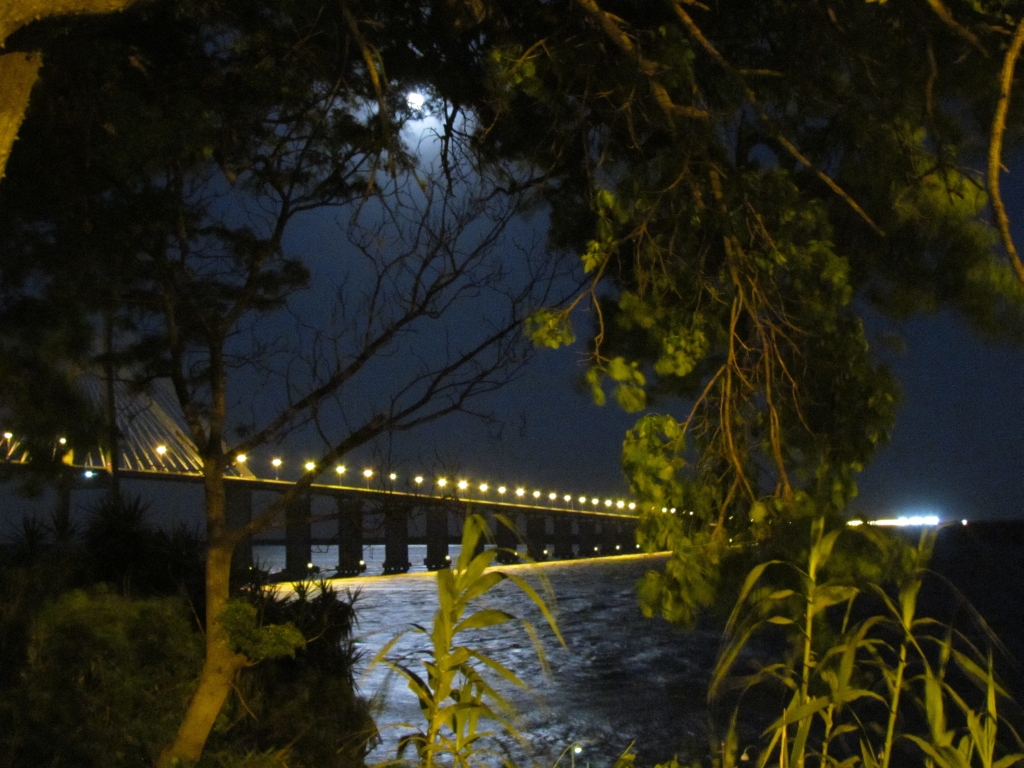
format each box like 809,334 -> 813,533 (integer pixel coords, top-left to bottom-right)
335,465 -> 346,475
457,480 -> 468,491
271,458 -> 282,467
497,486 -> 506,494
236,454 -> 247,464
548,492 -> 557,501
156,444 -> 167,455
2,432 -> 11,440
579,496 -> 587,504
591,498 -> 599,506
479,483 -> 489,493
304,461 -> 316,472
83,470 -> 94,478
437,477 -> 448,488
58,437 -> 67,446
628,502 -> 636,510
515,488 -> 525,497
389,472 -> 397,481
414,475 -> 423,485
564,494 -> 571,502
363,468 -> 373,479
533,490 -> 541,499
605,499 -> 613,507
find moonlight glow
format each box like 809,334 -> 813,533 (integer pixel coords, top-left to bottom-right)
406,91 -> 426,111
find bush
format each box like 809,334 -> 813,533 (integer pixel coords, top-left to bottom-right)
206,580 -> 377,768
3,588 -> 202,767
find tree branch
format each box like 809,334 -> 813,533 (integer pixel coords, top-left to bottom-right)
988,15 -> 1024,286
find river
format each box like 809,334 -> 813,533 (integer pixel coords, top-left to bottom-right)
277,552 -> 722,768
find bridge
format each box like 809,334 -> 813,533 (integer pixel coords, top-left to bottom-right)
1,379 -> 643,579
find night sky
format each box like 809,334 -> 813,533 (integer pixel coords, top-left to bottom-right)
339,122 -> 1024,523
372,308 -> 1024,523
5,112 -> 1024,527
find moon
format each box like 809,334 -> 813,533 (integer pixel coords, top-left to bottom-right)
406,91 -> 426,111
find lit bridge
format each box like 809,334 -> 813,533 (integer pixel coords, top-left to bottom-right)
1,380 -> 642,578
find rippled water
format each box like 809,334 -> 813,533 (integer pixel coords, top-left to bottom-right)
283,553 -> 722,768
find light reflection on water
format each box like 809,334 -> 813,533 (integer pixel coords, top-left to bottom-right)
277,553 -> 719,767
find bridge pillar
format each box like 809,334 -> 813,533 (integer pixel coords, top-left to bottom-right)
424,505 -> 450,570
624,520 -> 639,552
602,520 -> 621,555
553,516 -> 573,560
578,517 -> 598,557
526,514 -> 547,561
226,483 -> 253,581
285,493 -> 313,580
383,505 -> 411,574
336,498 -> 365,576
495,512 -> 519,565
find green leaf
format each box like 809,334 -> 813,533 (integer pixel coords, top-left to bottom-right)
615,382 -> 647,412
526,308 -> 576,349
586,366 -> 607,406
219,600 -> 304,663
454,608 -> 515,635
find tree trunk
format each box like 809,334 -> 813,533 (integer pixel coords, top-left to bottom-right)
157,468 -> 244,767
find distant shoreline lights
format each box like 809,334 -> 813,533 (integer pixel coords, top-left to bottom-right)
847,515 -> 953,527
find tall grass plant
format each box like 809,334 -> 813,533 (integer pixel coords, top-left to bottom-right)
373,513 -> 564,768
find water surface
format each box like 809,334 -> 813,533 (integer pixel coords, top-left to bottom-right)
292,554 -> 721,767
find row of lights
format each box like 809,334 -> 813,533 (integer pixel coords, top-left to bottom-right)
232,451 -> 638,510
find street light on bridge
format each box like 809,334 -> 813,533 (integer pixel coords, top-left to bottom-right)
335,465 -> 346,481
304,461 -> 316,472
271,458 -> 282,479
236,454 -> 247,465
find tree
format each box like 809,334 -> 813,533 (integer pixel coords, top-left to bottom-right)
0,1 -> 571,763
438,0 -> 1024,619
